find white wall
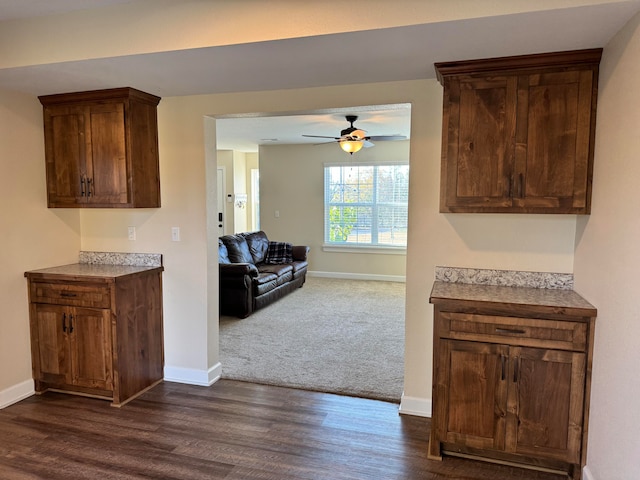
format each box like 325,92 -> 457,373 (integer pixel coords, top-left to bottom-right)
0,88 -> 80,405
232,151 -> 248,233
259,140 -> 410,279
216,150 -> 235,235
246,153 -> 259,231
0,0 -> 616,70
573,12 -> 640,480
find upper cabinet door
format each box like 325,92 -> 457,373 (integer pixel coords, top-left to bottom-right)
87,103 -> 129,205
441,75 -> 517,211
436,49 -> 601,214
514,70 -> 596,212
43,105 -> 88,206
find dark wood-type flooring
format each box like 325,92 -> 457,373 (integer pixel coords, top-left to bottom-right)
0,380 -> 567,479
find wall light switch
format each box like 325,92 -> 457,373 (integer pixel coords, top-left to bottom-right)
128,226 -> 136,241
275,210 -> 280,218
171,227 -> 181,242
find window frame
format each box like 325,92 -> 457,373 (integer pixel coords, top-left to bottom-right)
323,161 -> 409,252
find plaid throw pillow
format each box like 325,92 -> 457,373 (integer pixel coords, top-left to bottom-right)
264,241 -> 293,264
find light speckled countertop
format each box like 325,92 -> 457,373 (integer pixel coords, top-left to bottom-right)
25,263 -> 163,280
430,281 -> 596,313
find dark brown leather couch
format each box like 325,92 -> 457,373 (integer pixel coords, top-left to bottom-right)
218,230 -> 309,318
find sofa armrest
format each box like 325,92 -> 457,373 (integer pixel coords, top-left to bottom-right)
292,245 -> 310,261
219,263 -> 259,277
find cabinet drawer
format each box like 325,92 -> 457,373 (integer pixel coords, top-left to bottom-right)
30,282 -> 111,308
439,312 -> 587,351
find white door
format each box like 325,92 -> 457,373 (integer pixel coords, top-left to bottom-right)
217,167 -> 225,236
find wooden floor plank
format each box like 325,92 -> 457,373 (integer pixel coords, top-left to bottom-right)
0,380 -> 567,480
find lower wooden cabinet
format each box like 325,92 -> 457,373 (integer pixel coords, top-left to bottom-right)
32,303 -> 113,392
429,282 -> 596,480
25,264 -> 164,407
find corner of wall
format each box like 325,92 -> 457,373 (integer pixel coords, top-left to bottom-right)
582,466 -> 596,480
0,379 -> 34,410
399,393 -> 431,417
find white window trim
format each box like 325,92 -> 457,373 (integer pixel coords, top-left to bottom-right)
322,244 -> 407,255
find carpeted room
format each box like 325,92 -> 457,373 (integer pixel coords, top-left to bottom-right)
216,109 -> 410,403
219,276 -> 405,403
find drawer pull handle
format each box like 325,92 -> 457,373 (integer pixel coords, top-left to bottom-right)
495,327 -> 526,335
69,314 -> 74,334
60,292 -> 77,298
62,313 -> 67,333
500,355 -> 506,381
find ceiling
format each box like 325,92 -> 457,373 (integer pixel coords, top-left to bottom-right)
1,1 -> 640,151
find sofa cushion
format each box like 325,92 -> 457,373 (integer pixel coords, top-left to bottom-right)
218,239 -> 231,264
221,234 -> 254,264
260,264 -> 293,286
291,260 -> 308,274
259,263 -> 293,276
264,241 -> 293,264
242,231 -> 269,264
253,272 -> 278,296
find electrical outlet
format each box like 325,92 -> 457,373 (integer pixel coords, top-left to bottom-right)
127,226 -> 136,241
171,227 -> 181,241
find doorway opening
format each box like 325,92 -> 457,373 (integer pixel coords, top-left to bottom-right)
211,104 -> 411,401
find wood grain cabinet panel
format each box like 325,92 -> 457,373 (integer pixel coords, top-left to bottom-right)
429,283 -> 596,480
436,49 -> 601,214
31,304 -> 112,392
39,88 -> 161,208
26,267 -> 164,407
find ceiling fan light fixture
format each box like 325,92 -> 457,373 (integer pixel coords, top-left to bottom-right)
351,129 -> 366,140
340,139 -> 364,154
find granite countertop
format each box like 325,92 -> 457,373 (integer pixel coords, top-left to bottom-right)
25,263 -> 163,280
430,281 -> 596,314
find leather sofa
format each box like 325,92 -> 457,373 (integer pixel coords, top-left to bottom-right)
218,230 -> 309,318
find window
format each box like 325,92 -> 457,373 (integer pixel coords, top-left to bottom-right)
324,163 -> 409,248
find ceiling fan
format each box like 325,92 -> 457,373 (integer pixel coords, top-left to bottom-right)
303,115 -> 407,154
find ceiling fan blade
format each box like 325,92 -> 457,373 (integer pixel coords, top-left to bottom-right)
302,134 -> 341,140
366,135 -> 407,141
363,140 -> 375,148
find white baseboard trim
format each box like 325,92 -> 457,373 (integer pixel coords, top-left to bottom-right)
399,393 -> 432,417
0,379 -> 34,409
164,362 -> 221,387
582,466 -> 595,480
308,271 -> 406,283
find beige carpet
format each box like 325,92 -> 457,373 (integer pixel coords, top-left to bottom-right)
219,277 -> 405,403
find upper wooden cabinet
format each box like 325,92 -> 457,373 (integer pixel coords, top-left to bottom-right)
435,49 -> 601,214
39,88 -> 161,208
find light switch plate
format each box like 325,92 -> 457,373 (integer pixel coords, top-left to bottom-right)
171,227 -> 181,241
127,226 -> 136,241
